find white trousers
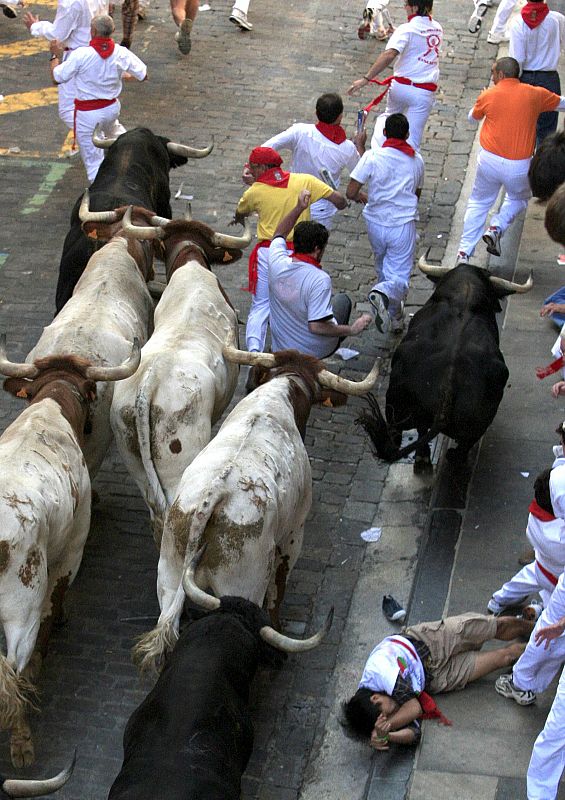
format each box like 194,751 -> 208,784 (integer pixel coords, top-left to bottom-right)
370,81 -> 436,151
491,560 -> 555,610
489,0 -> 517,36
527,667 -> 565,800
366,218 -> 416,317
458,148 -> 531,256
310,205 -> 335,230
513,574 -> 565,693
245,247 -> 270,352
75,101 -> 125,183
232,0 -> 250,11
58,52 -> 77,129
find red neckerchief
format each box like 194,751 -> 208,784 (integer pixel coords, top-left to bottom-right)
407,13 -> 432,20
315,121 -> 347,145
536,355 -> 564,379
529,499 -> 556,522
255,167 -> 291,188
293,253 -> 322,269
243,239 -> 294,294
521,2 -> 550,29
389,637 -> 452,727
382,137 -> 416,157
90,36 -> 115,58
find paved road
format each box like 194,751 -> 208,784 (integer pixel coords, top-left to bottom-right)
0,1 -> 511,798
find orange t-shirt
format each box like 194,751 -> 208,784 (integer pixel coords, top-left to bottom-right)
472,78 -> 560,160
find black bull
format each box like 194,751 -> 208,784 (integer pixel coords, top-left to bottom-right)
356,264 -> 525,472
55,127 -> 189,313
108,598 -> 285,800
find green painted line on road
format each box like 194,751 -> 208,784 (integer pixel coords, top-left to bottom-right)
19,161 -> 71,216
0,254 -> 8,270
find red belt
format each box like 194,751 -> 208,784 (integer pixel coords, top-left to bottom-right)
73,97 -> 117,149
243,238 -> 294,294
536,559 -> 558,586
364,75 -> 438,114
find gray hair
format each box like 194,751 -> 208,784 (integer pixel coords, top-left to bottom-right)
495,57 -> 520,79
91,14 -> 115,36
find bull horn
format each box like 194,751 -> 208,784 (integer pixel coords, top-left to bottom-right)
79,189 -> 119,225
2,751 -> 76,797
92,123 -> 116,149
488,271 -> 534,294
167,138 -> 214,159
121,205 -> 168,240
0,334 -> 38,379
318,360 -> 379,396
85,339 -> 141,382
212,218 -> 252,250
260,607 -> 334,653
417,255 -> 452,277
222,345 -> 276,368
182,544 -> 221,611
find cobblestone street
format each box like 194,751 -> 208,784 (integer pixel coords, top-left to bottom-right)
1,1 -> 508,798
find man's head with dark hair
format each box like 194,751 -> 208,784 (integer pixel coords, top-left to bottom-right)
407,0 -> 433,15
316,93 -> 344,125
493,57 -> 520,80
529,131 -> 565,201
341,689 -> 398,740
384,113 -> 410,141
534,468 -> 554,515
293,220 -> 329,256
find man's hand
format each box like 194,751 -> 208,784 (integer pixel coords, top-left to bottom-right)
535,617 -> 565,649
23,11 -> 39,29
370,714 -> 391,751
49,39 -> 64,58
353,191 -> 368,205
541,302 -> 565,317
296,189 -> 311,212
551,381 -> 565,398
353,128 -> 367,154
348,78 -> 367,96
242,164 -> 254,186
350,313 -> 372,335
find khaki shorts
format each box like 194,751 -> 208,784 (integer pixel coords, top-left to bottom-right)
403,613 -> 498,694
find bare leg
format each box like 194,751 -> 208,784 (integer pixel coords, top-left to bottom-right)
172,0 -> 198,53
467,642 -> 526,683
495,616 -> 535,641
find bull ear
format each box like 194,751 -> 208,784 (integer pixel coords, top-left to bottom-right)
3,377 -> 32,399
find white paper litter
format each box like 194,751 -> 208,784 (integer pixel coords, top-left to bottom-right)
521,472 -> 530,478
335,347 -> 359,361
199,3 -> 211,9
360,527 -> 382,543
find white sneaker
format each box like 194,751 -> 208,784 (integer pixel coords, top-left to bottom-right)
456,250 -> 470,266
487,32 -> 509,44
521,600 -> 543,622
229,7 -> 253,30
368,290 -> 390,334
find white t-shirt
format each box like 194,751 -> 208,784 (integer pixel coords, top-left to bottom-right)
350,145 -> 424,227
526,512 -> 565,581
510,11 -> 565,72
268,237 -> 339,358
30,0 -> 107,49
359,635 -> 426,695
387,15 -> 443,84
53,43 -> 147,99
263,124 -> 359,221
551,458 -> 565,523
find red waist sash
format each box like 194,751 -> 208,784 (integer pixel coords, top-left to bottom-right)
536,559 -> 558,586
243,239 -> 294,294
73,97 -> 117,149
364,75 -> 438,114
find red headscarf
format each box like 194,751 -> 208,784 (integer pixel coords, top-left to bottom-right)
248,146 -> 283,166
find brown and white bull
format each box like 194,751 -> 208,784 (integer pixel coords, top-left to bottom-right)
0,339 -> 139,767
110,207 -> 251,544
27,198 -> 155,477
133,348 -> 378,673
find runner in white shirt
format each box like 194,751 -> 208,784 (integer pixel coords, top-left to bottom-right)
347,113 -> 424,335
51,14 -> 147,181
24,0 -> 108,129
509,0 -> 565,145
268,191 -> 371,359
263,93 -> 364,230
347,0 -> 442,150
487,0 -> 516,44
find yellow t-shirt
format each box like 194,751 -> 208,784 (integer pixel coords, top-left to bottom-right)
472,78 -> 560,160
236,172 -> 333,241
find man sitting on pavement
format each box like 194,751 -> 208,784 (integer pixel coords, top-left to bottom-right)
262,93 -> 365,230
346,113 -> 424,335
342,612 -> 533,750
457,57 -> 565,264
268,190 -> 372,359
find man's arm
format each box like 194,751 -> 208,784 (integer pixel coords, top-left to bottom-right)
327,189 -> 347,210
308,315 -> 371,338
25,1 -> 82,41
348,48 -> 399,95
508,22 -> 525,71
346,177 -> 364,202
263,125 -> 298,154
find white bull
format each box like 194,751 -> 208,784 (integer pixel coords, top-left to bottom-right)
134,348 -> 378,673
27,198 -> 154,477
0,342 -> 139,768
110,208 -> 251,544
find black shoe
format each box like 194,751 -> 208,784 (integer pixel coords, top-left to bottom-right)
382,594 -> 406,622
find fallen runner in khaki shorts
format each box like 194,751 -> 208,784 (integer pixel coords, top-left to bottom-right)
341,612 -> 534,750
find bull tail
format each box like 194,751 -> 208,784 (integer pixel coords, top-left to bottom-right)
133,479 -> 229,674
0,656 -> 37,729
135,367 -> 169,539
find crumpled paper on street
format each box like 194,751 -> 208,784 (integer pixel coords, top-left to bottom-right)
360,527 -> 382,543
335,347 -> 360,361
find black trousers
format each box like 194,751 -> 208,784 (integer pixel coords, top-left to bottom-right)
520,69 -> 561,148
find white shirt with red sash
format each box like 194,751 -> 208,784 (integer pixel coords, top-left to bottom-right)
510,6 -> 565,72
30,0 -> 107,49
387,14 -> 443,84
53,40 -> 146,100
527,501 -> 565,586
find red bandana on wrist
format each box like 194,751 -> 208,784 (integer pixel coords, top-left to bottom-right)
521,2 -> 550,29
315,121 -> 347,145
90,36 -> 115,58
255,167 -> 290,188
382,137 -> 416,157
294,253 -> 321,269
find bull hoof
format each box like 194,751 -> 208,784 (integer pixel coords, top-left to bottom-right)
413,458 -> 433,476
10,732 -> 34,768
